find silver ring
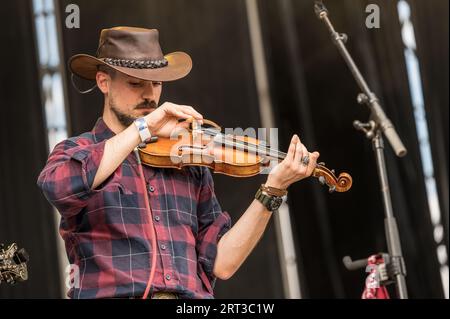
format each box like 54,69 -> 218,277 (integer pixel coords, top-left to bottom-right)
301,155 -> 310,166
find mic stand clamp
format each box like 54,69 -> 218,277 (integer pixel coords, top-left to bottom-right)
343,253 -> 407,288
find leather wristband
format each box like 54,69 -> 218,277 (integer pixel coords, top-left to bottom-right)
261,184 -> 287,197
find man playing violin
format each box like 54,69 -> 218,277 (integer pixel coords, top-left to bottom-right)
37,27 -> 320,299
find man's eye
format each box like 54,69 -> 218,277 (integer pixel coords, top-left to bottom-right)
129,82 -> 142,87
153,82 -> 162,86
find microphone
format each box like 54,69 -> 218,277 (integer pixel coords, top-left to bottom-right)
314,0 -> 328,19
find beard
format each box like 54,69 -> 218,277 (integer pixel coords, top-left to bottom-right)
109,97 -> 157,127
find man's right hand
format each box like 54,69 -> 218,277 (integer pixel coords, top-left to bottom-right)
144,102 -> 203,138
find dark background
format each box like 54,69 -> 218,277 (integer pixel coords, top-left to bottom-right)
0,0 -> 447,298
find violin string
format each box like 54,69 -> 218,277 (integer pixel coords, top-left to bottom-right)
214,133 -> 287,160
225,134 -> 287,159
202,129 -> 324,167
202,130 -> 328,183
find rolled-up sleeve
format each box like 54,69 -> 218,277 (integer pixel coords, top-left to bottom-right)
37,138 -> 107,218
196,167 -> 232,284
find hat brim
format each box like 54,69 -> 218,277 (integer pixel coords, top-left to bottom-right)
68,51 -> 192,82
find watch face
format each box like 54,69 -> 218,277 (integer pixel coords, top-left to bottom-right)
269,196 -> 283,211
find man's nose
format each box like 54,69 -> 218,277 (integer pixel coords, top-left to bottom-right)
142,82 -> 156,100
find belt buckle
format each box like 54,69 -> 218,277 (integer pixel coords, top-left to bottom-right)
152,292 -> 178,299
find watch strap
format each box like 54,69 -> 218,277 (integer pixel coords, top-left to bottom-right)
255,187 -> 282,211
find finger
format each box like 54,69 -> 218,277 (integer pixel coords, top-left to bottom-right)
299,143 -> 308,165
187,105 -> 204,121
162,103 -> 199,121
173,107 -> 203,126
168,105 -> 197,120
172,109 -> 193,120
306,151 -> 320,177
300,144 -> 311,176
292,138 -> 304,169
178,105 -> 203,122
285,135 -> 298,163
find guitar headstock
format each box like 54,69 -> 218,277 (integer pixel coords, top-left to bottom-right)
0,243 -> 29,285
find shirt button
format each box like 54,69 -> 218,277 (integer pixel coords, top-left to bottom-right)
148,185 -> 155,192
154,215 -> 160,222
165,274 -> 171,281
160,244 -> 166,250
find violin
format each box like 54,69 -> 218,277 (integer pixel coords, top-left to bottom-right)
137,119 -> 352,193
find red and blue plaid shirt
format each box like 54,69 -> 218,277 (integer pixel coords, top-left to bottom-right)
37,118 -> 231,299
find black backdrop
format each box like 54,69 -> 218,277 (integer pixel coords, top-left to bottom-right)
0,0 -> 61,298
258,0 -> 446,298
1,0 -> 447,298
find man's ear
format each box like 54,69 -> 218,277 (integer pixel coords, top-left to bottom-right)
96,71 -> 110,94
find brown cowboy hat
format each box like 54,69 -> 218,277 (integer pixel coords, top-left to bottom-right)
69,26 -> 192,82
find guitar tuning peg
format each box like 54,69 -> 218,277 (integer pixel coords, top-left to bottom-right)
319,176 -> 326,185
331,169 -> 335,175
328,185 -> 336,193
318,162 -> 326,166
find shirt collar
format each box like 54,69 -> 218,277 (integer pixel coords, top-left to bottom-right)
93,117 -> 116,142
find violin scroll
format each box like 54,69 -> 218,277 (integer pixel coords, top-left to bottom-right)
313,162 -> 352,193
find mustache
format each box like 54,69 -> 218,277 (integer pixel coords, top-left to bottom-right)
135,100 -> 157,109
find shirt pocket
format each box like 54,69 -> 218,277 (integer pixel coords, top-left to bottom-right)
78,180 -> 136,229
176,209 -> 198,234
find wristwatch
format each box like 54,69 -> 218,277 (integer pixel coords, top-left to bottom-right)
255,187 -> 283,211
134,117 -> 152,143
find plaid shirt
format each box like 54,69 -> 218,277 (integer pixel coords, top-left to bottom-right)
37,118 -> 231,299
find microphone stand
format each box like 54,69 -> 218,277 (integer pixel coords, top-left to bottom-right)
314,1 -> 408,298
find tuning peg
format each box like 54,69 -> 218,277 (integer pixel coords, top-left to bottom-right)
328,185 -> 336,193
331,169 -> 335,175
318,162 -> 326,166
318,176 -> 326,185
